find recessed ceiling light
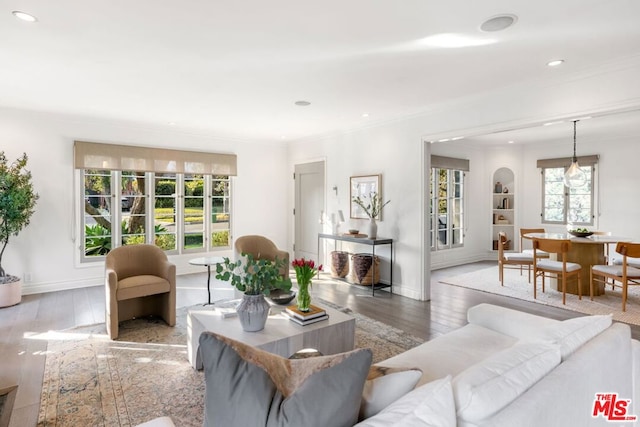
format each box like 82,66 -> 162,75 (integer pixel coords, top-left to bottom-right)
294,100 -> 311,107
508,140 -> 514,144
168,122 -> 176,126
480,14 -> 517,32
362,113 -> 369,118
12,11 -> 38,22
547,59 -> 565,67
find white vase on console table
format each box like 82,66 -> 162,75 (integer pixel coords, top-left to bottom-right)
365,218 -> 377,239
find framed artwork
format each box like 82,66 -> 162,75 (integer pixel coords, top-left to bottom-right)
350,174 -> 381,219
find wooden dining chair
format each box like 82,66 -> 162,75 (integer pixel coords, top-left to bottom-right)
590,242 -> 640,312
519,228 -> 548,277
520,228 -> 549,258
533,238 -> 582,304
498,231 -> 534,286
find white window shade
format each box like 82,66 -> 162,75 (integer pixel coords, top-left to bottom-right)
74,141 -> 237,175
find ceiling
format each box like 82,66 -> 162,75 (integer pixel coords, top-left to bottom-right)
435,106 -> 640,148
2,1 -> 640,142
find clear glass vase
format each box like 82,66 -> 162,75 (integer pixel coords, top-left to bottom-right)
297,281 -> 311,312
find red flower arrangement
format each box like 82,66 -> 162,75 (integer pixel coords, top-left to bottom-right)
291,258 -> 323,311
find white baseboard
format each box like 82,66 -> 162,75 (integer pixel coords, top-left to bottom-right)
430,253 -> 489,271
22,270 -> 207,295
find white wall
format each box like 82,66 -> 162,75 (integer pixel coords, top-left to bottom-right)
1,108 -> 290,294
289,121 -> 428,300
520,135 -> 640,239
4,57 -> 640,300
287,55 -> 640,301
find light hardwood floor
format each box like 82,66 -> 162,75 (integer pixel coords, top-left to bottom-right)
1,261 -> 638,426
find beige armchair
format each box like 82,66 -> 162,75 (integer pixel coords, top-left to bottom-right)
105,244 -> 176,339
234,235 -> 290,278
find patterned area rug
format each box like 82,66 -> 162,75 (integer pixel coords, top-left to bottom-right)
440,266 -> 640,326
37,300 -> 424,427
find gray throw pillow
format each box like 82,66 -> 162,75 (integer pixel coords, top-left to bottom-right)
199,331 -> 373,427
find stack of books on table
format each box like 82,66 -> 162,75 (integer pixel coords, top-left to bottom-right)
284,304 -> 329,325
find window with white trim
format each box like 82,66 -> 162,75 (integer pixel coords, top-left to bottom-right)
81,170 -> 232,260
76,141 -> 236,261
538,155 -> 598,226
429,155 -> 468,251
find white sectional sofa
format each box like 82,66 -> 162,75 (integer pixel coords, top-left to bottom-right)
357,303 -> 640,427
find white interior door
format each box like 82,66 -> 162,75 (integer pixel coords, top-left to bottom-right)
294,161 -> 324,262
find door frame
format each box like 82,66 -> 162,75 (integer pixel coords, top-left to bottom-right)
293,159 -> 326,263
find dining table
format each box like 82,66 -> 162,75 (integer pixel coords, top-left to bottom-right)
523,232 -> 633,296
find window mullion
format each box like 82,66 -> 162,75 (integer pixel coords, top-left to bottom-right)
205,176 -> 211,251
146,172 -> 153,244
112,170 -> 121,248
177,174 -> 185,254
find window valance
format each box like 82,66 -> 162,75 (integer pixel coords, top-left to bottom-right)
536,155 -> 599,169
74,141 -> 237,175
431,155 -> 470,171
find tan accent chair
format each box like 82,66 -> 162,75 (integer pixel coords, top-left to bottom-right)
0,384 -> 17,427
105,244 -> 176,339
234,235 -> 290,278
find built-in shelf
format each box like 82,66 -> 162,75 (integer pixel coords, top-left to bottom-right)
492,168 -> 515,251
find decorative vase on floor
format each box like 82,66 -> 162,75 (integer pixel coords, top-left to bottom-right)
365,218 -> 378,239
0,278 -> 22,308
236,293 -> 271,332
297,280 -> 311,312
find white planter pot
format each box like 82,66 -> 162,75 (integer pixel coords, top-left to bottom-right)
236,293 -> 270,332
0,278 -> 22,308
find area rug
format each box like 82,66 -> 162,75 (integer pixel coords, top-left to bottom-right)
439,265 -> 640,326
37,300 -> 424,427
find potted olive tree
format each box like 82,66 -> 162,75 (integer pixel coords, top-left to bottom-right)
215,253 -> 291,331
0,152 -> 39,307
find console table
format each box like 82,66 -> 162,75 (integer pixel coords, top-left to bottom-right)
317,233 -> 393,296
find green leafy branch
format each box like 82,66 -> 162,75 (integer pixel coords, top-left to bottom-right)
352,191 -> 390,219
215,253 -> 292,296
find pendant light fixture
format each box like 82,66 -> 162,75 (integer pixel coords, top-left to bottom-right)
563,120 -> 587,188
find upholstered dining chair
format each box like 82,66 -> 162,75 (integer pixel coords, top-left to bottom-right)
520,228 -> 549,259
498,231 -> 534,286
234,235 -> 290,277
591,242 -> 640,312
105,244 -> 176,339
533,238 -> 582,304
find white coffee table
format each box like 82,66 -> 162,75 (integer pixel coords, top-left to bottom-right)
187,303 -> 355,369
